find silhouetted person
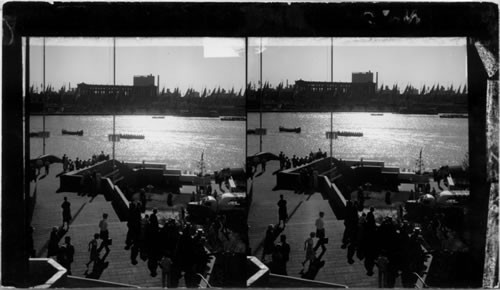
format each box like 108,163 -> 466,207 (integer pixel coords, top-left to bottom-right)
357,187 -> 365,210
167,193 -> 173,207
160,254 -> 173,288
271,244 -> 286,275
262,224 -> 275,261
366,207 -> 376,231
61,197 -> 72,230
44,160 -> 50,175
385,191 -> 392,205
98,213 -> 110,256
86,233 -> 100,269
140,189 -> 147,212
279,235 -> 290,275
279,151 -> 285,170
301,232 -> 316,271
125,201 -> 141,250
58,236 -> 74,275
277,195 -> 288,228
314,212 -> 327,252
47,227 -> 59,258
62,154 -> 68,172
149,209 -> 159,233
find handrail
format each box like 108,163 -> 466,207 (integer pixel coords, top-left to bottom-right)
197,273 -> 212,288
413,272 -> 428,288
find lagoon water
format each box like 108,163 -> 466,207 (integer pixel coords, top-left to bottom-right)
30,115 -> 245,172
248,112 -> 468,170
29,113 -> 468,172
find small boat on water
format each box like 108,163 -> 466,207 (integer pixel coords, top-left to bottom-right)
152,116 -> 165,119
439,114 -> 468,119
29,131 -> 50,138
279,126 -> 301,133
119,133 -> 145,140
220,116 -> 246,121
62,129 -> 83,136
247,129 -> 256,134
336,131 -> 363,137
371,113 -> 384,116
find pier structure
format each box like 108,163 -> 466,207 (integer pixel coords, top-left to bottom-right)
247,160 -> 378,287
58,159 -> 246,219
29,160 -> 255,287
275,157 -> 408,219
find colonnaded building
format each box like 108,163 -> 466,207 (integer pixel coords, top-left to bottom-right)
76,74 -> 159,100
294,71 -> 378,99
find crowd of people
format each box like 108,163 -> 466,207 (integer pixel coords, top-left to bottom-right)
262,225 -> 291,275
262,209 -> 327,278
62,151 -> 110,173
125,206 -> 209,287
340,201 -> 429,287
29,148 -> 252,288
30,159 -> 52,182
278,148 -> 327,171
256,188 -> 429,288
124,200 -> 247,287
45,203 -> 108,277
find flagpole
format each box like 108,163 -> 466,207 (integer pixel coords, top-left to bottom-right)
42,37 -> 46,155
259,38 -> 263,153
330,38 -> 333,163
112,38 -> 116,166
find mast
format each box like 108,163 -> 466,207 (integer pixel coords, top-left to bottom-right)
199,151 -> 206,176
416,148 -> 424,174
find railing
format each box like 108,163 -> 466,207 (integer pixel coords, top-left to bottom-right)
413,272 -> 428,288
197,273 -> 212,288
414,245 -> 433,288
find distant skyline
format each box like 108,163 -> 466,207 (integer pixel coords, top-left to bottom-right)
28,38 -> 246,94
27,37 -> 466,94
248,37 -> 467,90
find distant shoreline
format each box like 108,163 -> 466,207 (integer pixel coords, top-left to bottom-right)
28,112 -> 245,117
246,110 -> 467,115
29,111 -> 468,116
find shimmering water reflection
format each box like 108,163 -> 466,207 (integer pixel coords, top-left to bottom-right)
248,112 -> 468,170
30,115 -> 245,172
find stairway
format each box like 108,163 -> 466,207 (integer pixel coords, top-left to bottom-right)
318,175 -> 347,220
